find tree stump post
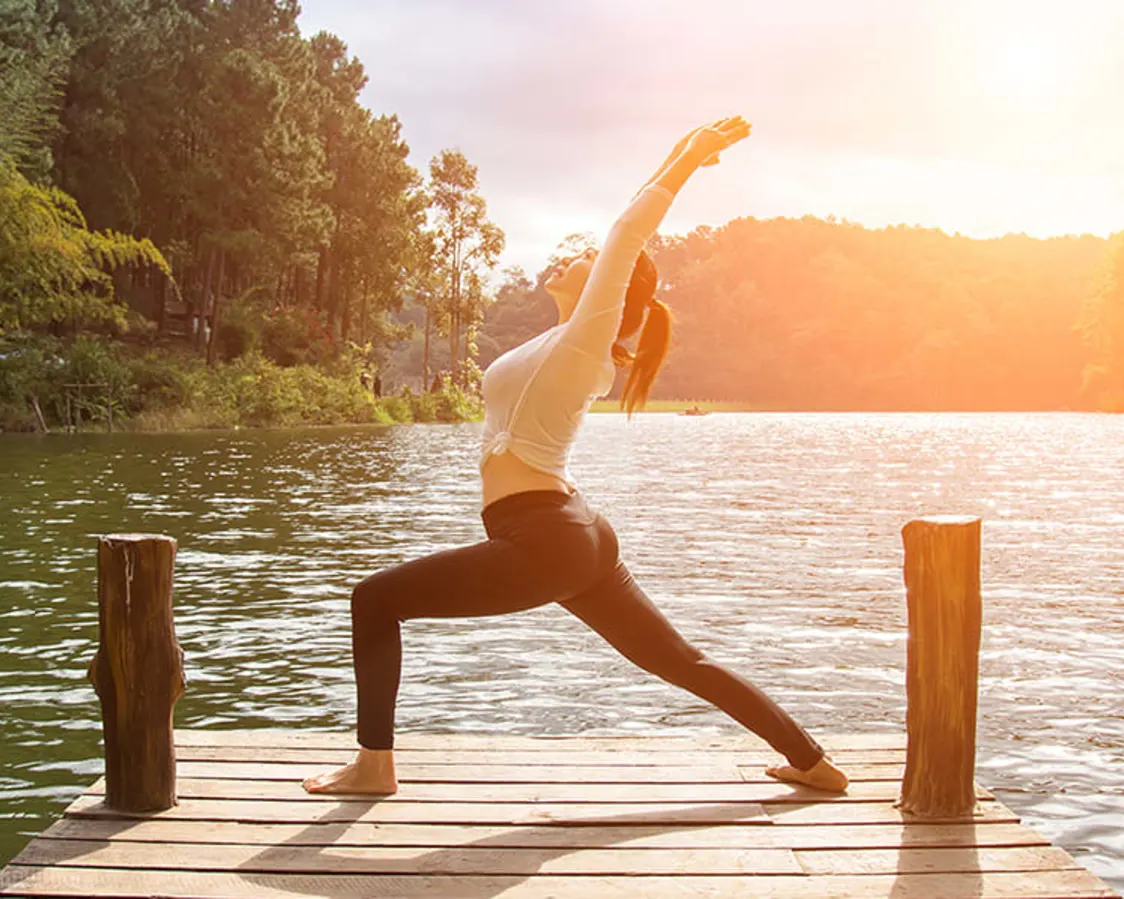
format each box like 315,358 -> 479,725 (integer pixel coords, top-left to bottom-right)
898,515 -> 982,817
88,534 -> 185,812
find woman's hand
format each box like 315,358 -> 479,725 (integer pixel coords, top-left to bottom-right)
640,115 -> 753,199
667,123 -> 708,162
686,116 -> 752,166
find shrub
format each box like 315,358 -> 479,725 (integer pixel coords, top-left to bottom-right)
0,328 -> 480,431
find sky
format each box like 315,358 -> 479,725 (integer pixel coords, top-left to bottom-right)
298,0 -> 1124,278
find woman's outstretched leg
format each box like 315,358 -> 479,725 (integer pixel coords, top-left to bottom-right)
561,555 -> 848,792
304,529 -> 585,794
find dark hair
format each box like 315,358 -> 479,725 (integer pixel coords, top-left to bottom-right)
610,248 -> 672,418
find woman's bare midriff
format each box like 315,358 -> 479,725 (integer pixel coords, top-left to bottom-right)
480,451 -> 575,509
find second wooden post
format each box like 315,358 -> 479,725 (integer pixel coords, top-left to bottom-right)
88,534 -> 185,812
898,515 -> 982,817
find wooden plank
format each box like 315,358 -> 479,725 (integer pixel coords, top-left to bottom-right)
86,775 -> 993,803
36,817 -> 1054,851
173,744 -> 909,766
12,839 -> 803,875
739,764 -> 905,783
173,729 -> 908,752
176,760 -> 744,783
64,794 -> 1019,827
19,841 -> 1079,878
172,759 -> 906,783
796,845 -> 1081,875
763,801 -> 1019,826
1,865 -> 1117,898
64,794 -> 772,825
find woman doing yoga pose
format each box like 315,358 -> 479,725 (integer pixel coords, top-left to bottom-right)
303,116 -> 849,795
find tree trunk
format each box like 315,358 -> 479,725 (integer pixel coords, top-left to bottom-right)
449,306 -> 459,385
30,395 -> 48,432
449,237 -> 462,384
463,319 -> 473,385
358,289 -> 368,345
340,280 -> 352,345
423,302 -> 431,390
155,276 -> 168,336
898,515 -> 982,817
315,245 -> 330,310
206,250 -> 226,367
197,248 -> 217,353
87,534 -> 185,812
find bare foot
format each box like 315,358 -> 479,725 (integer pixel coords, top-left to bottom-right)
302,748 -> 399,795
765,755 -> 849,793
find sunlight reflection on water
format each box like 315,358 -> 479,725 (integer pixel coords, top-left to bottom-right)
1,412 -> 1122,888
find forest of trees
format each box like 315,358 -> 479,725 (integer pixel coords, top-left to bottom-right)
0,0 -> 501,429
2,0 -> 1121,431
481,220 -> 1124,412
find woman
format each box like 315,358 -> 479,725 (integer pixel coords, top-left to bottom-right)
304,117 -> 849,795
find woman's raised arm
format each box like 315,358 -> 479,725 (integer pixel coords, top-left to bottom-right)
561,117 -> 752,350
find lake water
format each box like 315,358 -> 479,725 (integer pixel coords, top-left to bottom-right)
1,412 -> 1122,891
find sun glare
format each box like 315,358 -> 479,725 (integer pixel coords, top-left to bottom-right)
990,38 -> 1055,99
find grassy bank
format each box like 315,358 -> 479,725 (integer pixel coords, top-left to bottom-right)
0,336 -> 481,433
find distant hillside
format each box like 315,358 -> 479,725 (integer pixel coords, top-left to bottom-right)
477,217 -> 1108,411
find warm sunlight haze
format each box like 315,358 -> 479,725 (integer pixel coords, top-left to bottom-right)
298,0 -> 1124,275
4,0 -> 1124,894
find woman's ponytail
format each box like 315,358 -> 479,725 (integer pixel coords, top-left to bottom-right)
618,298 -> 672,418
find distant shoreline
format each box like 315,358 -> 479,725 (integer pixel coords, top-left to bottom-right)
2,405 -> 1113,437
589,401 -> 1108,414
589,400 -> 760,414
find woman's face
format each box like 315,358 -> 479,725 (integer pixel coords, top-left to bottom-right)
544,247 -> 598,302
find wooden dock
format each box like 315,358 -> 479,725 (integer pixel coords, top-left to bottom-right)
0,729 -> 1117,898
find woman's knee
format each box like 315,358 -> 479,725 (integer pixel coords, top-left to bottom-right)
350,568 -> 402,623
649,642 -> 709,688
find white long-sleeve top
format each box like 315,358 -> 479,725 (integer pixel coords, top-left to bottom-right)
478,184 -> 674,497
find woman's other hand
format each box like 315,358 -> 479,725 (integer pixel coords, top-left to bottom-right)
686,116 -> 752,166
641,115 -> 753,199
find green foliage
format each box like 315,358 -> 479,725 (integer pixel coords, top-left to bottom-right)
0,155 -> 168,334
376,378 -> 482,424
2,0 -> 500,417
1078,233 -> 1124,411
0,332 -> 481,432
258,305 -> 336,366
65,333 -> 130,390
0,2 -> 69,180
426,149 -> 505,385
25,0 -> 426,369
0,332 -> 129,429
0,333 -> 61,428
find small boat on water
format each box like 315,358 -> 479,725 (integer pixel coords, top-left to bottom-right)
679,405 -> 710,416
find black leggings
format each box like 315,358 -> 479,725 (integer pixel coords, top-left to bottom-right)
350,489 -> 825,770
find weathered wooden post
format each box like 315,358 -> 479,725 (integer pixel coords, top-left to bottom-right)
88,534 -> 185,811
898,515 -> 982,817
